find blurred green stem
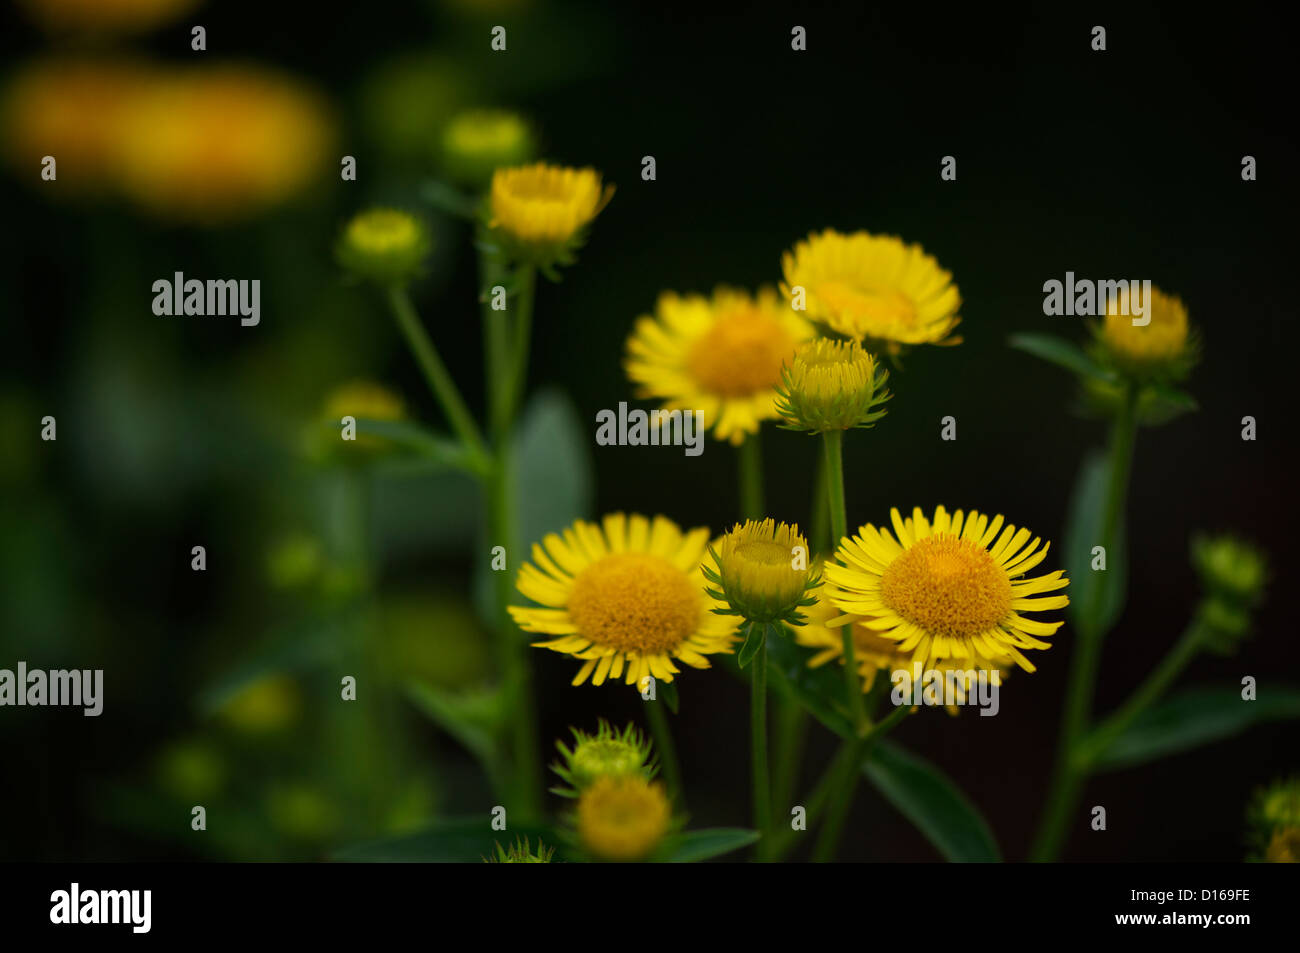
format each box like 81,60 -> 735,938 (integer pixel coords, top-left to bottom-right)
810,449 -> 830,555
1031,379 -> 1140,862
386,285 -> 488,468
739,431 -> 764,521
480,258 -> 543,821
505,265 -> 536,424
645,699 -> 684,810
1078,610 -> 1210,768
809,703 -> 910,862
751,623 -> 772,861
772,685 -> 809,835
823,430 -> 867,735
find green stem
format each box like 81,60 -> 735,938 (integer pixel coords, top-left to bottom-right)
810,703 -> 910,862
750,623 -> 772,861
386,285 -> 488,466
505,264 -> 536,425
822,430 -> 867,736
822,429 -> 847,544
772,694 -> 809,829
810,448 -> 830,556
769,736 -> 856,860
478,256 -> 542,821
1079,612 -> 1209,768
738,430 -> 764,521
645,699 -> 685,810
1030,380 -> 1140,862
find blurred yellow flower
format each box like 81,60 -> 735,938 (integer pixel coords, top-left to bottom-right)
441,109 -> 535,187
625,286 -> 811,445
1,58 -> 151,192
218,675 -> 301,734
1265,827 -> 1300,863
577,775 -> 671,861
488,162 -> 613,267
1096,284 -> 1197,380
311,379 -> 407,458
509,513 -> 740,687
336,209 -> 431,285
781,229 -> 962,352
18,0 -> 197,33
112,66 -> 335,223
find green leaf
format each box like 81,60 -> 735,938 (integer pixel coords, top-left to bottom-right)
863,740 -> 1001,862
660,828 -> 760,863
405,681 -> 504,766
475,389 -> 594,622
764,627 -> 853,737
736,623 -> 765,668
419,179 -> 481,220
1138,382 -> 1199,425
1086,686 -> 1300,771
1062,449 -> 1127,636
353,417 -> 488,476
511,389 -> 595,550
1008,332 -> 1116,383
333,817 -> 561,862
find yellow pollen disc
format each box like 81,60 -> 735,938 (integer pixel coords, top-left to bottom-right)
686,308 -> 794,398
567,553 -> 700,654
817,281 -> 917,335
734,539 -> 790,566
880,534 -> 1012,640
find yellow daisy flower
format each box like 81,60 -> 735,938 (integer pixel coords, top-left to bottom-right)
488,161 -> 613,267
823,506 -> 1068,672
112,66 -> 335,223
796,581 -> 1006,713
1094,284 -> 1197,380
509,513 -> 740,687
577,775 -> 671,861
781,229 -> 962,352
18,0 -> 196,34
624,286 -> 812,445
1265,827 -> 1300,863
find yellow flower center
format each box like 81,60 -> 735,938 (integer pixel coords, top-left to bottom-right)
1102,287 -> 1189,363
567,553 -> 700,654
347,210 -> 420,254
880,535 -> 1012,639
444,110 -> 528,155
816,280 -> 917,338
577,776 -> 671,861
686,308 -> 795,398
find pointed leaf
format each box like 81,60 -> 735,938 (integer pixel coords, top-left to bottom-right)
1008,332 -> 1115,383
1086,686 -> 1300,771
1063,449 -> 1127,636
737,623 -> 765,669
863,740 -> 1001,863
660,828 -> 759,863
